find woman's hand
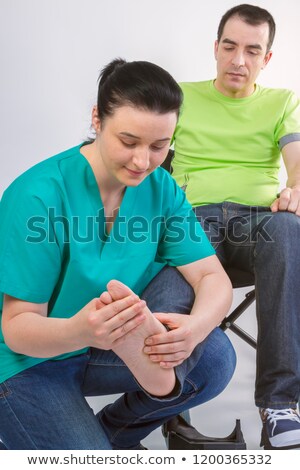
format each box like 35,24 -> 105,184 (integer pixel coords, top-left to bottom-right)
143,255 -> 233,369
143,313 -> 202,368
2,292 -> 146,358
72,293 -> 147,350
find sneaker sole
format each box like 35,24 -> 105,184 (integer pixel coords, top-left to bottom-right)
261,427 -> 300,450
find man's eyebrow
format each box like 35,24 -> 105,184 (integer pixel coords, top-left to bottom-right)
222,38 -> 263,50
119,132 -> 171,142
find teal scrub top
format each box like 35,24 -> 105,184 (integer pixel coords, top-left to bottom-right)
0,144 -> 215,382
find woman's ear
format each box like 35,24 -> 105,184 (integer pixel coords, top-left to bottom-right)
92,106 -> 101,134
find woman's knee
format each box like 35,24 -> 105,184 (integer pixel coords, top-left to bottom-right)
182,328 -> 236,405
203,328 -> 236,394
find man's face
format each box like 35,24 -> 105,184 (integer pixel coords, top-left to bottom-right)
214,16 -> 272,98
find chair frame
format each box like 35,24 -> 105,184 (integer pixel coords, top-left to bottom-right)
220,287 -> 256,349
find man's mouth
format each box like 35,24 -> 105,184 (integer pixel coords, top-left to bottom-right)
227,72 -> 245,77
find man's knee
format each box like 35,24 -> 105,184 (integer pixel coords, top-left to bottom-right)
256,211 -> 300,255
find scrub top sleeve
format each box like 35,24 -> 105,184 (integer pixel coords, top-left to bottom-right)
0,187 -> 62,303
157,178 -> 215,266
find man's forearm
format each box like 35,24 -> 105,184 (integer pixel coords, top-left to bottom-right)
287,170 -> 300,189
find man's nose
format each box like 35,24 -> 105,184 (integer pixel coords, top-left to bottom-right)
231,50 -> 245,68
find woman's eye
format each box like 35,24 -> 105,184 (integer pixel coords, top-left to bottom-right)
122,141 -> 136,148
151,145 -> 165,152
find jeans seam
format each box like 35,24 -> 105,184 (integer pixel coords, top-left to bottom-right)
0,382 -> 11,399
0,385 -> 38,449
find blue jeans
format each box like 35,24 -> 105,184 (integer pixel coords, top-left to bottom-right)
0,267 -> 236,450
193,202 -> 300,409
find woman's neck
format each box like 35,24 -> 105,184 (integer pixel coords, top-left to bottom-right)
80,142 -> 125,233
81,141 -> 125,196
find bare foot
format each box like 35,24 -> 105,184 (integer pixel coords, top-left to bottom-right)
107,280 -> 176,397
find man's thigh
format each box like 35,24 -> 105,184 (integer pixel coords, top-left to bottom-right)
224,206 -> 300,272
195,203 -> 273,273
194,204 -> 227,264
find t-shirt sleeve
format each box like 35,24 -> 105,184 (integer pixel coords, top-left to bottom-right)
0,182 -> 62,303
157,175 -> 215,266
276,91 -> 300,149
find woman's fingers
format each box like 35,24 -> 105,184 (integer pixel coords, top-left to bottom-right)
108,299 -> 147,334
97,294 -> 141,321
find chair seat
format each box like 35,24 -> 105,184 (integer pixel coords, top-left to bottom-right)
226,267 -> 255,289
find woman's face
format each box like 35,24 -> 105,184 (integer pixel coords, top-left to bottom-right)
93,105 -> 177,187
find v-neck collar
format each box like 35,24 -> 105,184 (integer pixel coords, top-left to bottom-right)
77,146 -> 139,255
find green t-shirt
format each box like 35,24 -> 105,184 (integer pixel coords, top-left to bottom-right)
172,80 -> 300,207
0,144 -> 215,382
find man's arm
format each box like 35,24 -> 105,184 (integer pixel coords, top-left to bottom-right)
271,141 -> 300,215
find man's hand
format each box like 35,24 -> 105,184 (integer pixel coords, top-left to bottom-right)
143,313 -> 203,368
271,186 -> 300,216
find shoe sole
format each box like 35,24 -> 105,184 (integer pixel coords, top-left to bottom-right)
261,427 -> 300,450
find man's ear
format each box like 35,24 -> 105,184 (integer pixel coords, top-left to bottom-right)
262,50 -> 272,69
92,106 -> 101,133
214,40 -> 219,60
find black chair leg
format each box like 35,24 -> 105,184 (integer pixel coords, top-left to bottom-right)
220,289 -> 256,349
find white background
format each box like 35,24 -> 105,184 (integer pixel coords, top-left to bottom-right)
1,0 -> 299,450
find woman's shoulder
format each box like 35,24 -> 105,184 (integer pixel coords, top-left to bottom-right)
144,166 -> 185,207
148,166 -> 177,189
3,145 -> 82,201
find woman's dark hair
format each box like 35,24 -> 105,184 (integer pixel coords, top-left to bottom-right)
96,58 -> 183,122
217,4 -> 276,52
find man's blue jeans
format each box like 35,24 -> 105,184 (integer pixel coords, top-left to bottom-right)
192,202 -> 300,410
0,267 -> 236,450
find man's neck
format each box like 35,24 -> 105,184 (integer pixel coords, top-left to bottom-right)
213,79 -> 255,99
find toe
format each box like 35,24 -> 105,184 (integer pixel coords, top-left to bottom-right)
99,291 -> 113,304
107,279 -> 134,300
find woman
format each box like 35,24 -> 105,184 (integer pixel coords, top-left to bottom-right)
0,59 -> 235,450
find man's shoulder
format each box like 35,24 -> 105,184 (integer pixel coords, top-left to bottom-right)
178,81 -> 213,105
258,84 -> 297,101
179,80 -> 211,92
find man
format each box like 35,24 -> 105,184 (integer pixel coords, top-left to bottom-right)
149,4 -> 300,449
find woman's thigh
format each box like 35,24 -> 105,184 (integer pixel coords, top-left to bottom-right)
0,354 -> 111,450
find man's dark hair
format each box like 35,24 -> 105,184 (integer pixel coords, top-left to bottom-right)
217,4 -> 276,52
